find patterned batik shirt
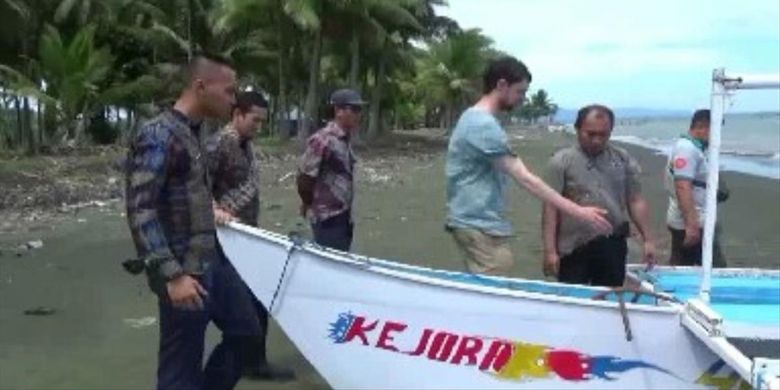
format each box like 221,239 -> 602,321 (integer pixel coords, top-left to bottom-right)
298,122 -> 355,223
125,109 -> 217,284
206,125 -> 261,227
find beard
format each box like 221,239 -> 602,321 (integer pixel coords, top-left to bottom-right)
498,96 -> 518,112
499,101 -> 516,112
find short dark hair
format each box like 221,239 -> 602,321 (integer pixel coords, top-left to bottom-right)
690,109 -> 710,129
234,91 -> 268,114
185,52 -> 235,83
574,104 -> 615,130
482,57 -> 532,94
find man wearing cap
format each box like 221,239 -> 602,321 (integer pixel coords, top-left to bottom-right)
665,109 -> 728,267
296,89 -> 365,251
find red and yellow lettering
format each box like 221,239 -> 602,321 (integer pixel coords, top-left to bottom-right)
479,340 -> 514,372
427,332 -> 459,362
375,321 -> 407,352
343,316 -> 379,346
406,328 -> 433,356
449,336 -> 483,366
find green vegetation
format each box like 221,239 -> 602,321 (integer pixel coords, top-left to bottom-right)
0,0 -> 559,154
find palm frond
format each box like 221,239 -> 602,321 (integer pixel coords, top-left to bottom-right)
283,0 -> 320,31
2,0 -> 30,20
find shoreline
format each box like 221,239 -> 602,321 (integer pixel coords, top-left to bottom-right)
0,128 -> 777,390
612,140 -> 780,269
611,136 -> 780,180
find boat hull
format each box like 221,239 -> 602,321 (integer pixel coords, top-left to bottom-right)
218,225 -> 734,389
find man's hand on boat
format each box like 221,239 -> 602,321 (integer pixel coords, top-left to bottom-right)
167,275 -> 209,310
213,202 -> 236,226
643,240 -> 657,269
543,252 -> 559,277
683,223 -> 701,247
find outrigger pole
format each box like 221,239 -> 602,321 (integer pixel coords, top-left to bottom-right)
699,69 -> 780,302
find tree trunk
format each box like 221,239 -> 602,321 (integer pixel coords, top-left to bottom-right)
367,46 -> 387,140
186,0 -> 193,61
276,22 -> 288,138
443,104 -> 454,133
300,29 -> 322,143
349,33 -> 360,89
125,108 -> 136,143
23,97 -> 35,154
37,99 -> 44,148
14,97 -> 22,149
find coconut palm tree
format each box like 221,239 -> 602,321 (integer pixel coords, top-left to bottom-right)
416,28 -> 493,131
1,24 -> 113,144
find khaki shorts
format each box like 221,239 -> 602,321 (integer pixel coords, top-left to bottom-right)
449,228 -> 514,275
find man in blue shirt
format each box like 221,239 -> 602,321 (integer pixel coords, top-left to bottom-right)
446,57 -> 612,275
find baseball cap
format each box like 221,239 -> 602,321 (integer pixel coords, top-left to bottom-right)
329,89 -> 367,106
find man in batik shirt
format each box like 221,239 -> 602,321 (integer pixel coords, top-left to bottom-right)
296,89 -> 365,251
207,90 -> 294,381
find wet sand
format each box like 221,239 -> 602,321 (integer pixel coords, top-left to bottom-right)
0,129 -> 777,389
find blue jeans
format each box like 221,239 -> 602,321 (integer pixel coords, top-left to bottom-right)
156,252 -> 262,390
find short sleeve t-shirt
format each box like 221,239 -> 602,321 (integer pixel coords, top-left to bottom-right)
546,144 -> 643,256
666,136 -> 709,230
445,107 -> 514,236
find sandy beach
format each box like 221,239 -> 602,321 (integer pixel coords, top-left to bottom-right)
0,128 -> 778,389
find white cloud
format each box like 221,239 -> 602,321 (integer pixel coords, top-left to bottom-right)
436,0 -> 780,109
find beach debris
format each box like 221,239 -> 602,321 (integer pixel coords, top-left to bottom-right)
124,316 -> 157,329
24,306 -> 57,316
400,216 -> 408,222
56,198 -> 120,214
278,172 -> 295,183
15,244 -> 28,255
26,240 -> 44,250
77,219 -> 87,223
362,167 -> 391,184
108,177 -> 118,186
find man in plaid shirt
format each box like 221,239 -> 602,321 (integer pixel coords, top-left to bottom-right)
125,54 -> 250,390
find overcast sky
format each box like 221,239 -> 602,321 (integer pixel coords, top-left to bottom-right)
437,0 -> 780,112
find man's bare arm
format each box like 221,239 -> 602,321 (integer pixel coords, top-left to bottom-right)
496,155 -> 612,233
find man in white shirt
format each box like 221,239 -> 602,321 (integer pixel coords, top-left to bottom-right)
665,109 -> 727,267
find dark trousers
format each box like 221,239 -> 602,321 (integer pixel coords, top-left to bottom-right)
312,211 -> 354,251
156,254 -> 262,390
558,235 -> 627,287
240,299 -> 270,370
669,226 -> 727,267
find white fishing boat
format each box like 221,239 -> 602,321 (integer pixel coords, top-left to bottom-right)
217,69 -> 780,389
